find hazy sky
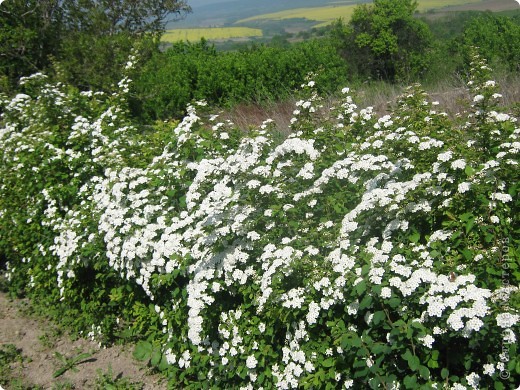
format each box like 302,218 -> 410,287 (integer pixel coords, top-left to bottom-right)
188,0 -> 231,6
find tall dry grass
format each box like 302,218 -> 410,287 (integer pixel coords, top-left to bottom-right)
220,72 -> 520,134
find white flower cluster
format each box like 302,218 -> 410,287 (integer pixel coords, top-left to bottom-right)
2,67 -> 519,388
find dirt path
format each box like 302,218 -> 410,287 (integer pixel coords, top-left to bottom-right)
0,292 -> 167,389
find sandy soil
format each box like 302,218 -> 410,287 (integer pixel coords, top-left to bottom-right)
0,292 -> 167,389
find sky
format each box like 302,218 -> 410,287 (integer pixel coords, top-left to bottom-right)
188,0 -> 231,6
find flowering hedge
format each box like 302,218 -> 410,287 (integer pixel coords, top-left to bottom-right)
1,53 -> 519,389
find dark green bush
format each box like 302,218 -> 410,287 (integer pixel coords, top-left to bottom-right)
131,38 -> 350,120
459,13 -> 520,73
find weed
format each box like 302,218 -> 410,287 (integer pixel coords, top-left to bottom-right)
53,350 -> 93,378
0,344 -> 23,386
95,366 -> 143,390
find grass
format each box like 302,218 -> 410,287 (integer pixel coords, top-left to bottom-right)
236,0 -> 485,27
219,70 -> 520,135
161,27 -> 263,42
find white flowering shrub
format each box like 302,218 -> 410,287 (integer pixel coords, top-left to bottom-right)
1,54 -> 519,388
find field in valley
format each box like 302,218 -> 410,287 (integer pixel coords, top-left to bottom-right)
161,27 -> 263,42
235,0 -> 485,27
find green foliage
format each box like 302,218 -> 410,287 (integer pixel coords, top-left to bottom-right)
55,33 -> 159,92
0,0 -> 190,93
0,0 -> 62,91
133,340 -> 169,371
337,0 -> 433,82
60,0 -> 191,36
131,38 -> 350,120
1,50 -> 519,388
459,12 -> 520,73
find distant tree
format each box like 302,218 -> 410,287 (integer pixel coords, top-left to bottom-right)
60,0 -> 191,36
460,13 -> 520,73
0,0 -> 191,91
338,0 -> 432,82
0,0 -> 63,89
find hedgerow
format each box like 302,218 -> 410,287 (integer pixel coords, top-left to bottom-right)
1,52 -> 519,389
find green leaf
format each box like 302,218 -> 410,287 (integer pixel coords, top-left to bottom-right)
341,332 -> 362,349
419,365 -> 430,380
465,165 -> 476,177
493,381 -> 505,390
402,349 -> 420,371
322,358 -> 335,368
441,368 -> 449,379
355,281 -> 366,296
403,375 -> 417,388
73,353 -> 92,363
427,350 -> 440,369
464,218 -> 475,234
150,348 -> 162,366
408,231 -> 421,243
372,343 -> 389,355
53,366 -> 68,378
372,311 -> 385,326
54,351 -> 66,363
388,297 -> 401,309
359,295 -> 373,310
158,355 -> 169,372
133,341 -> 153,362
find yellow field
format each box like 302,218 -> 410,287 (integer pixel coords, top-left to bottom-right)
236,0 -> 485,27
236,5 -> 357,25
162,27 -> 263,42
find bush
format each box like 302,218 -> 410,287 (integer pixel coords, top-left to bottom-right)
459,13 -> 520,74
1,52 -> 519,388
334,0 -> 433,82
131,39 -> 350,120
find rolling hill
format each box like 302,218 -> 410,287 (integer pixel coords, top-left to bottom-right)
165,0 -> 518,42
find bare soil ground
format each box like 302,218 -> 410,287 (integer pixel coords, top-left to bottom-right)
0,292 -> 166,390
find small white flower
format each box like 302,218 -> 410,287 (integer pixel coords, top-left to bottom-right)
496,313 -> 519,328
466,372 -> 480,389
451,159 -> 466,170
491,192 -> 512,203
458,182 -> 471,193
380,287 -> 392,299
437,151 -> 453,162
246,355 -> 258,369
419,334 -> 435,348
482,363 -> 495,376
